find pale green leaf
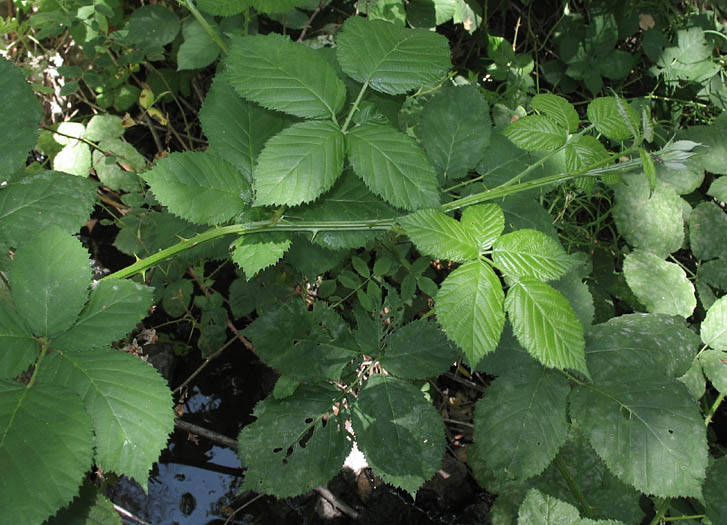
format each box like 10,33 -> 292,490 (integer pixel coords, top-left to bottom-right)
336,16 -> 451,95
531,93 -> 579,133
704,457 -> 727,524
231,233 -> 292,279
53,141 -> 92,177
502,115 -> 566,152
680,114 -> 727,175
357,0 -> 406,25
38,347 -> 174,491
564,135 -> 609,173
46,482 -> 121,525
352,375 -> 445,495
381,319 -> 459,379
253,121 -> 345,206
505,278 -> 588,376
0,171 -> 97,249
416,84 -> 491,179
435,261 -> 505,367
52,279 -> 155,351
623,250 -> 696,318
406,0 -> 456,27
225,33 -> 346,119
639,148 -> 657,195
613,173 -> 684,258
587,97 -> 640,141
0,58 -> 42,175
550,270 -> 595,329
701,295 -> 727,350
518,489 -> 580,525
97,138 -> 146,172
10,227 -> 90,338
92,150 -> 138,192
690,202 -> 727,261
492,229 -> 572,281
125,4 -> 180,49
474,365 -> 569,481
700,258 -> 727,290
400,209 -> 478,262
708,176 -> 727,202
0,381 -> 93,525
142,151 -> 251,225
198,0 -> 252,16
460,203 -> 505,252
678,358 -> 706,401
656,163 -> 704,195
0,295 -> 38,380
177,18 -> 220,71
199,74 -> 284,180
347,123 -> 440,210
84,114 -> 124,142
699,349 -> 727,394
238,384 -> 351,497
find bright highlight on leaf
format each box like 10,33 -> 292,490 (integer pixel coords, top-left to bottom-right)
400,209 -> 478,262
701,295 -> 727,350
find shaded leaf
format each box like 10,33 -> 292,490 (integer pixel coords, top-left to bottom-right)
177,18 -> 220,71
381,319 -> 459,379
0,295 -> 38,380
704,456 -> 727,524
689,201 -> 727,261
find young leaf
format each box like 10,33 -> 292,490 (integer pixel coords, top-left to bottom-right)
639,148 -> 657,195
505,278 -> 588,376
416,84 -> 491,179
200,74 -> 285,180
336,17 -> 451,95
0,381 -> 93,525
225,33 -> 346,119
352,375 -> 445,495
701,295 -> 727,350
531,93 -> 579,133
587,97 -> 640,141
347,123 -> 440,210
460,203 -> 505,252
142,151 -> 251,225
0,171 -> 97,249
502,115 -> 566,152
474,365 -> 569,481
253,121 -> 345,206
0,296 -> 38,380
400,209 -> 478,262
38,347 -> 174,491
10,227 -> 90,338
492,229 -> 572,281
52,279 -> 155,351
238,384 -> 351,497
435,260 -> 505,367
381,319 -> 459,379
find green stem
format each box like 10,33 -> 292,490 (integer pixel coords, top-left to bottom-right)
177,0 -> 228,54
340,80 -> 369,133
555,456 -> 593,518
27,339 -> 49,388
648,498 -> 671,525
705,392 -> 725,427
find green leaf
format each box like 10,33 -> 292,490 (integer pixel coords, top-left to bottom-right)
701,295 -> 727,350
142,151 -> 251,225
474,364 -> 569,481
435,261 -> 505,367
0,58 -> 42,176
250,0 -> 310,13
0,295 -> 38,380
531,93 -> 579,133
587,97 -> 640,141
656,163 -> 704,195
680,114 -> 727,175
689,202 -> 727,261
400,209 -> 478,262
570,370 -> 707,498
517,489 -> 579,524
253,121 -> 345,206
336,17 -> 451,95
704,456 -> 727,524
708,176 -> 727,202
238,384 -> 351,497
126,4 -> 180,49
0,381 -> 93,525
10,227 -> 90,338
492,229 -> 572,281
38,347 -> 173,490
84,114 -> 124,142
700,258 -> 727,291
52,279 -> 155,351
416,85 -> 491,179
699,349 -> 727,394
199,74 -> 284,181
46,482 -> 121,525
198,0 -> 252,15
505,278 -> 588,376
347,123 -> 440,210
381,319 -> 459,379
623,250 -> 695,318
0,171 -> 97,248
460,203 -> 505,252
613,173 -> 684,258
231,233 -> 292,278
502,115 -> 566,152
352,375 -> 445,495
177,18 -> 220,71
225,33 -> 346,119
639,148 -> 656,195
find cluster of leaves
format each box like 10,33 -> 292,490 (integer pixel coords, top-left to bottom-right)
2,1 -> 727,524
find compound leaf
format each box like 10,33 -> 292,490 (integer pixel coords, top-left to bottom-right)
10,227 -> 90,338
400,209 -> 478,262
352,375 -> 445,495
52,280 -> 155,351
0,381 -> 93,525
435,260 -> 505,367
492,229 -> 572,281
142,151 -> 251,225
253,121 -> 345,206
623,250 -> 695,318
347,123 -> 440,210
461,203 -> 505,251
336,17 -> 451,95
701,295 -> 727,350
38,347 -> 174,491
226,33 -> 346,119
503,115 -> 566,152
474,365 -> 569,481
381,319 -> 459,379
238,384 -> 351,497
505,278 -> 588,376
